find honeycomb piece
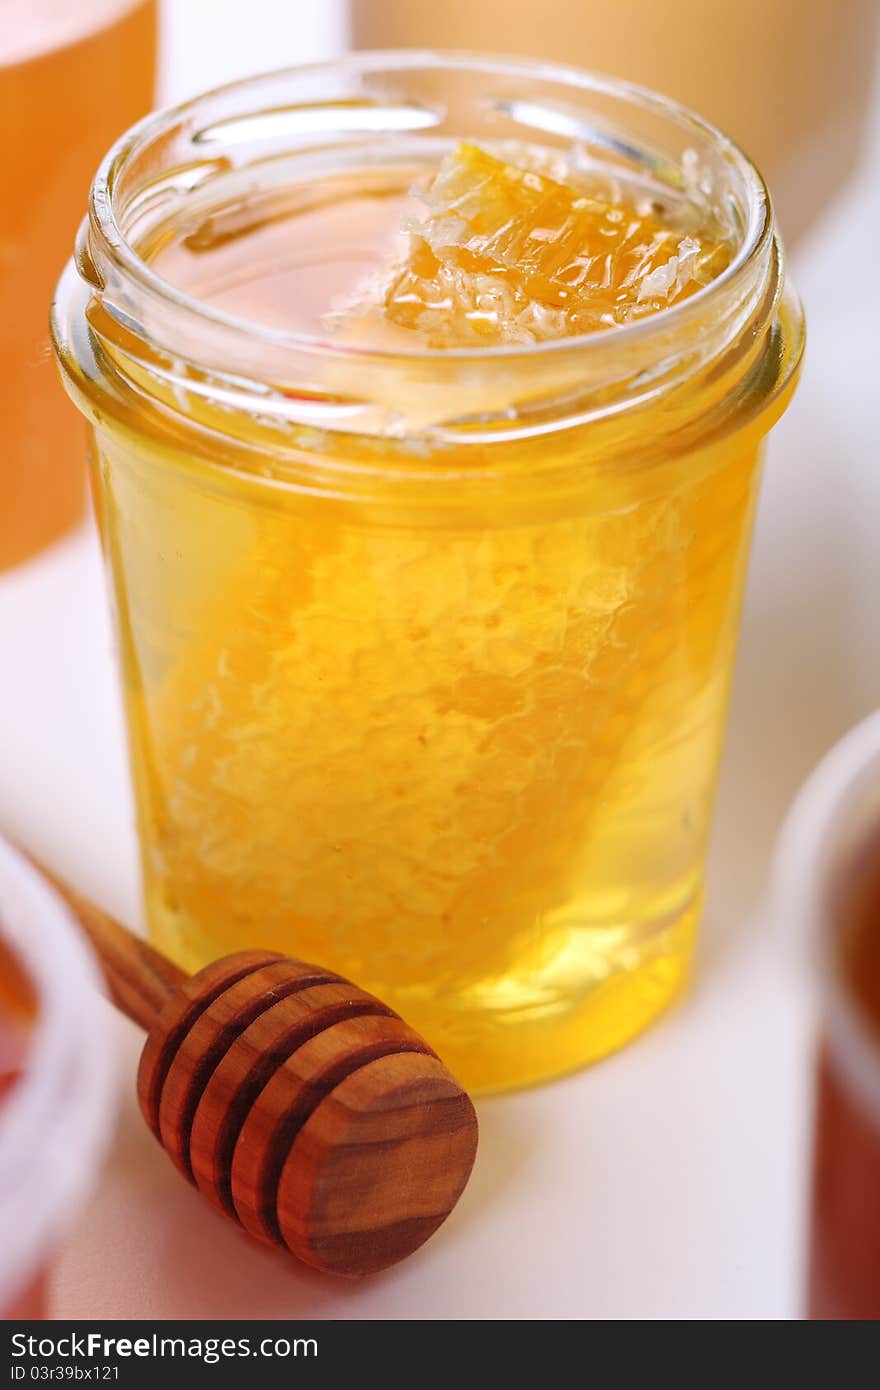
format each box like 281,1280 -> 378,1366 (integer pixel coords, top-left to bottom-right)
378,143 -> 731,346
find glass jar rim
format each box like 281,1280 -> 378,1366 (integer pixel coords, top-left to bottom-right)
87,48 -> 774,368
56,48 -> 803,465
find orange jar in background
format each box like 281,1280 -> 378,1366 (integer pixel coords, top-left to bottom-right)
352,0 -> 880,245
0,1 -> 157,572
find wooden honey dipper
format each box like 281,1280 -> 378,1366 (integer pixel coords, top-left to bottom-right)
32,861 -> 478,1278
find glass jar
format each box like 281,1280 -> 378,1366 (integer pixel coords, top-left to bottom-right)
0,0 -> 157,571
0,838 -> 114,1318
51,55 -> 803,1092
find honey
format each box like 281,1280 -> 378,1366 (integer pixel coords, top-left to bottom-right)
840,855 -> 880,1040
0,0 -> 156,570
0,934 -> 38,1316
367,142 -> 731,344
52,58 -> 803,1091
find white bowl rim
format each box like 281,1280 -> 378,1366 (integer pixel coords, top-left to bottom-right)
773,709 -> 880,1122
0,838 -> 116,1310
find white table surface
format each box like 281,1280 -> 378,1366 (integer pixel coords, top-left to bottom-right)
1,1 -> 878,1320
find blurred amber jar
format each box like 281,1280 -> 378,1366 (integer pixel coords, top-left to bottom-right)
0,1 -> 156,571
352,0 -> 880,244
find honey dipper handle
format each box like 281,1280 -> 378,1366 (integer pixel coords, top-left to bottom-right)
30,857 -> 187,1031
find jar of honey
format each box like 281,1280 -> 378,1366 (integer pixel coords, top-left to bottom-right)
52,56 -> 803,1091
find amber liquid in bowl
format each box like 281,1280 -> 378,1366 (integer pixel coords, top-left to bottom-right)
0,937 -> 40,1319
810,846 -> 880,1320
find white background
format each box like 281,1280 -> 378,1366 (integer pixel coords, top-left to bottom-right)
0,0 -> 878,1319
